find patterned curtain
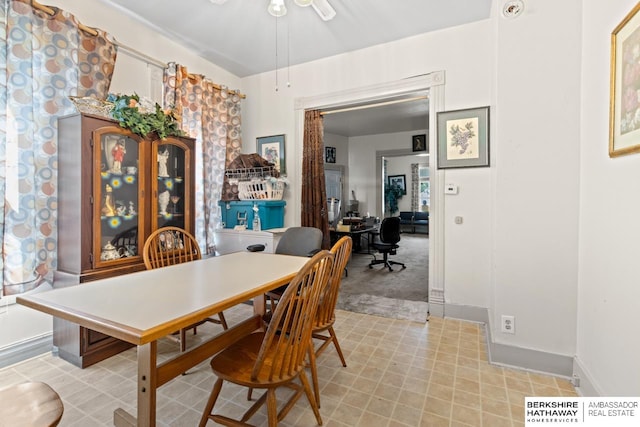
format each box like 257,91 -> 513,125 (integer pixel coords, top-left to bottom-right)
301,110 -> 330,249
0,0 -> 117,297
163,63 -> 242,254
411,163 -> 419,211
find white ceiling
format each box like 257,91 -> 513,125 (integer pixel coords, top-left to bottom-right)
98,0 -> 492,137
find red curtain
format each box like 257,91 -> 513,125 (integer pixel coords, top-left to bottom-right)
301,110 -> 330,249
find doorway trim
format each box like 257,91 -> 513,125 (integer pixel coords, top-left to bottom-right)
294,72 -> 446,316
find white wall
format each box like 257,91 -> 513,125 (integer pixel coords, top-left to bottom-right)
242,1 -> 584,358
578,0 -> 640,396
242,19 -> 497,326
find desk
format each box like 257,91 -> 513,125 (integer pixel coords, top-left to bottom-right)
17,252 -> 309,427
331,226 -> 378,254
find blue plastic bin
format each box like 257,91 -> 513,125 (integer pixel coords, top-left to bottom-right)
218,200 -> 286,230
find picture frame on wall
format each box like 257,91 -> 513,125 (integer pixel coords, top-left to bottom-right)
609,3 -> 640,157
256,134 -> 286,174
388,174 -> 407,195
412,134 -> 427,152
437,106 -> 490,169
325,146 -> 336,163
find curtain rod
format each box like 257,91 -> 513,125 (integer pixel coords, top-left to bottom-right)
30,0 -> 246,99
320,95 -> 428,116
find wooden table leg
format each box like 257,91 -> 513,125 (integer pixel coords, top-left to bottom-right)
137,341 -> 157,426
113,341 -> 158,426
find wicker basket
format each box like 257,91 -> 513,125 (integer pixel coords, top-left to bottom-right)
69,96 -> 113,118
238,179 -> 285,200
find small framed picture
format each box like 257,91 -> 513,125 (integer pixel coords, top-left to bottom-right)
256,134 -> 286,174
437,106 -> 490,169
325,146 -> 336,163
412,134 -> 427,152
388,174 -> 407,195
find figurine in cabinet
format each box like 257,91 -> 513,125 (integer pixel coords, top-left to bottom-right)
158,149 -> 170,177
159,190 -> 170,215
111,139 -> 126,174
101,184 -> 117,217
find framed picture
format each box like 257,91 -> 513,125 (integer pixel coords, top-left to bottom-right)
388,174 -> 407,195
256,134 -> 286,174
325,146 -> 336,163
437,106 -> 490,169
609,3 -> 640,157
412,134 -> 427,152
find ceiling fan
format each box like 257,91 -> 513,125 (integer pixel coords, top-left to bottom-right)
267,0 -> 335,21
209,0 -> 335,21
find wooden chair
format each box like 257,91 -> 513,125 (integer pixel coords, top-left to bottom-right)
199,250 -> 334,427
0,382 -> 64,426
142,226 -> 228,351
308,235 -> 352,407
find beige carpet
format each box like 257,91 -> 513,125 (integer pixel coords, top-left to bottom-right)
336,233 -> 429,322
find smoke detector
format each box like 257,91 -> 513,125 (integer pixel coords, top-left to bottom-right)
502,1 -> 524,19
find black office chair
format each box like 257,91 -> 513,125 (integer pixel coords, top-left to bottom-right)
369,216 -> 406,272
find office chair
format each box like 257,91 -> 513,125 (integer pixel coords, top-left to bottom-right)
369,216 -> 406,272
263,226 -> 323,311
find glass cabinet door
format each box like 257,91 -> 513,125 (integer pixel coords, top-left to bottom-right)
153,139 -> 191,231
94,129 -> 144,267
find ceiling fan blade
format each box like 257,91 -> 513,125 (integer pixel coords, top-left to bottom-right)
311,0 -> 336,21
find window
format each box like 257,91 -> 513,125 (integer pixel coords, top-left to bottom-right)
419,164 -> 430,211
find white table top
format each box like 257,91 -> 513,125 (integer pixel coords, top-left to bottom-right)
18,252 -> 308,345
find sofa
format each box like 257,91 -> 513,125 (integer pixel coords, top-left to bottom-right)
398,211 -> 429,234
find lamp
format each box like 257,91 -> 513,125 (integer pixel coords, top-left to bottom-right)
268,0 -> 287,17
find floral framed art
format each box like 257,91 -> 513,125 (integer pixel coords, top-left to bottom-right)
609,3 -> 640,157
437,106 -> 489,169
257,134 -> 286,174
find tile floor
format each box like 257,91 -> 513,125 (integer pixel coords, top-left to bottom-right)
0,304 -> 577,426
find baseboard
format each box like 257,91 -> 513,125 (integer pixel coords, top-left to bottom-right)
437,303 -> 574,378
572,356 -> 602,397
428,302 -> 444,317
0,333 -> 52,369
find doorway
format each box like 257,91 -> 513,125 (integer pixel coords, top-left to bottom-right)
295,72 -> 446,320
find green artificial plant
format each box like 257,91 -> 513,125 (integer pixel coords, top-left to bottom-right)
384,184 -> 404,215
107,93 -> 185,139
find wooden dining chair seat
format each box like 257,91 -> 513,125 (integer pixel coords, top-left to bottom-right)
199,250 -> 334,427
143,226 -> 228,352
0,382 -> 64,426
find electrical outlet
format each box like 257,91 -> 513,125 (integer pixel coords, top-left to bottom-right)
501,315 -> 515,334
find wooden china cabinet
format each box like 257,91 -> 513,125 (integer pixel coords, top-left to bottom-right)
54,113 -> 195,367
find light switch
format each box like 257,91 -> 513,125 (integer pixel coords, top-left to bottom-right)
445,183 -> 458,194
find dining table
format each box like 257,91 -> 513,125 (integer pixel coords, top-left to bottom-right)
17,251 -> 310,427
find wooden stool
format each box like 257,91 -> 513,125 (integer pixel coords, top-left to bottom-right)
0,382 -> 63,426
